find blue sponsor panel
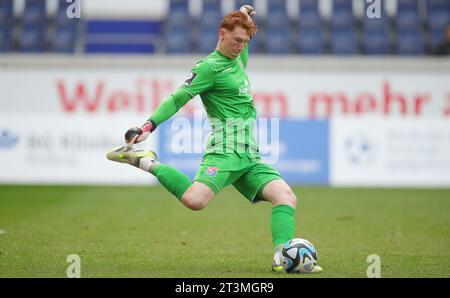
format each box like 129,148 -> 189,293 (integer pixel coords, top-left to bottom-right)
158,117 -> 208,180
271,120 -> 329,185
158,118 -> 329,184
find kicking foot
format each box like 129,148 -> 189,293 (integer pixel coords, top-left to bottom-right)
271,245 -> 287,272
106,145 -> 158,172
307,265 -> 323,273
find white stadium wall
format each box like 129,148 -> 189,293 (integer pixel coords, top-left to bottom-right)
0,113 -> 159,185
0,56 -> 449,186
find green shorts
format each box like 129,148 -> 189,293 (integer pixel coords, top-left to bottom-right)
194,153 -> 282,203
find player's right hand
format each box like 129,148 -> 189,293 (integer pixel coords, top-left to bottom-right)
124,121 -> 155,146
240,5 -> 256,21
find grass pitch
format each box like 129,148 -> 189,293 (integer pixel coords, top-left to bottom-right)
0,185 -> 449,278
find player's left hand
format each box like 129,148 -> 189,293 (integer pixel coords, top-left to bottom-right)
240,5 -> 256,21
124,121 -> 155,147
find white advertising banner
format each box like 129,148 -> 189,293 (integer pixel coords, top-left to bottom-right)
330,118 -> 450,187
0,68 -> 449,119
0,113 -> 158,185
1,61 -> 449,186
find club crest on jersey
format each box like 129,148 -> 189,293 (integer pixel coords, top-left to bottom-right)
206,166 -> 219,177
183,72 -> 197,86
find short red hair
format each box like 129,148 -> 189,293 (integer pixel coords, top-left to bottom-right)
220,11 -> 258,37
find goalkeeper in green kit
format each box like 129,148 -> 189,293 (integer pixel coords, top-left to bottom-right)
107,5 -> 322,273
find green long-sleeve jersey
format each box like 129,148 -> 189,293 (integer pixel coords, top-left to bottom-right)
150,46 -> 259,160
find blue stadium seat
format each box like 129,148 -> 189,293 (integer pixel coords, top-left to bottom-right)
54,5 -> 81,28
52,0 -> 80,53
0,0 -> 13,26
166,28 -> 191,54
363,14 -> 389,33
0,26 -> 12,52
364,30 -> 390,55
298,29 -> 324,55
428,28 -> 445,50
166,8 -> 191,30
427,0 -> 450,10
396,0 -> 421,37
331,9 -> 355,31
265,29 -> 291,54
85,20 -> 161,54
362,0 -> 390,55
85,43 -> 157,54
57,0 -> 70,10
300,0 -> 319,12
396,9 -> 421,32
18,25 -> 46,52
362,0 -> 389,32
200,9 -> 222,30
397,31 -> 424,55
55,6 -> 69,25
428,10 -> 449,31
363,0 -> 387,19
87,20 -> 161,34
51,26 -> 76,53
23,0 -> 47,26
0,0 -> 13,52
397,0 -> 418,11
55,0 -> 83,26
363,0 -> 390,55
333,0 -> 353,12
198,30 -> 218,53
203,0 -> 221,13
268,0 -> 287,13
299,9 -> 322,30
170,0 -> 189,11
331,29 -> 358,55
266,10 -> 290,30
249,30 -> 265,53
235,0 -> 254,10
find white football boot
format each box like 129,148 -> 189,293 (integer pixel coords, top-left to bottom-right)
271,245 -> 288,272
308,265 -> 323,273
106,145 -> 159,173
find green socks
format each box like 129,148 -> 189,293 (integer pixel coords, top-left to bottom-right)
271,204 -> 296,248
146,161 -> 296,248
153,164 -> 192,200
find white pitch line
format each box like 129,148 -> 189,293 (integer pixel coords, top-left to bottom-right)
0,229 -> 7,235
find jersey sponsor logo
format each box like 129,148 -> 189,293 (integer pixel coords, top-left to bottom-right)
239,80 -> 251,95
206,166 -> 219,177
183,72 -> 197,86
